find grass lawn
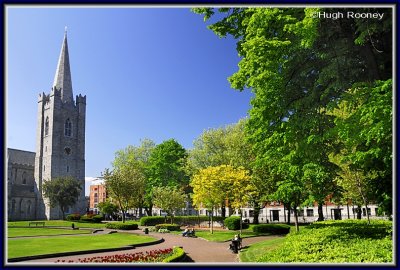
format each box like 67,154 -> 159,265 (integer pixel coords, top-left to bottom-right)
8,220 -> 106,229
7,233 -> 157,259
8,227 -> 92,237
239,237 -> 285,262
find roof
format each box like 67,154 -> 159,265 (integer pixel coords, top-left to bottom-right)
7,148 -> 35,167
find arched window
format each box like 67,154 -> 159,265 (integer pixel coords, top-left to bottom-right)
22,172 -> 27,184
65,118 -> 72,137
45,117 -> 49,136
27,200 -> 31,214
11,200 -> 16,213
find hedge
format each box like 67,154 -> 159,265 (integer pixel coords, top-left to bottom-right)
105,223 -> 139,230
155,224 -> 181,231
140,215 -> 225,226
163,246 -> 186,262
66,214 -> 81,221
80,214 -> 103,223
224,216 -> 249,230
252,224 -> 291,234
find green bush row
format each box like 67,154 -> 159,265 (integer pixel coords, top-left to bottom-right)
155,223 -> 181,231
224,216 -> 249,230
140,215 -> 224,226
258,219 -> 392,263
163,246 -> 186,262
252,224 -> 291,234
105,223 -> 139,230
66,214 -> 103,223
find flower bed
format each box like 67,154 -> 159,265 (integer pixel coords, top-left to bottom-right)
56,248 -> 175,263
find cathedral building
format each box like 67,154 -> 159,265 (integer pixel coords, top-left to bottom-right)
7,31 -> 86,221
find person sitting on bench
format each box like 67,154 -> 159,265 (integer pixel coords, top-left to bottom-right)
182,227 -> 189,237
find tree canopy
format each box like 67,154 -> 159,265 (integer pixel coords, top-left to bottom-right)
42,176 -> 82,220
193,7 -> 392,217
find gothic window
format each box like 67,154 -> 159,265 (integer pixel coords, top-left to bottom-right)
27,200 -> 31,214
11,200 -> 16,213
22,172 -> 27,184
45,117 -> 49,136
67,166 -> 69,173
65,118 -> 72,137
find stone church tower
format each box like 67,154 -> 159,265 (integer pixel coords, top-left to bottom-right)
34,31 -> 86,220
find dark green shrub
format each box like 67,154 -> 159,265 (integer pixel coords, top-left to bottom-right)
92,214 -> 103,223
66,214 -> 81,221
224,216 -> 249,230
79,214 -> 103,223
155,223 -> 181,231
140,216 -> 166,226
105,223 -> 139,230
252,224 -> 291,234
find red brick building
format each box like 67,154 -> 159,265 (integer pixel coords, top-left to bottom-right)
89,182 -> 107,214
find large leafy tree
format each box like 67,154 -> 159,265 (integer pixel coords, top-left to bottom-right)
103,146 -> 147,223
194,7 -> 392,220
146,139 -> 189,215
329,80 -> 393,217
113,139 -> 155,217
191,165 -> 255,233
187,119 -> 258,219
42,176 -> 82,220
152,186 -> 186,224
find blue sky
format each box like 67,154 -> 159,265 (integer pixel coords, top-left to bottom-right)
6,6 -> 253,192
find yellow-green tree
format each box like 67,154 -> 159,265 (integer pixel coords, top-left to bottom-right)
191,165 -> 255,233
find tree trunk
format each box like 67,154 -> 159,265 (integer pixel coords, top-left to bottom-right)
317,203 -> 324,221
364,202 -> 370,225
138,206 -> 143,218
221,202 -> 226,218
283,204 -> 286,223
239,209 -> 243,234
210,209 -> 214,234
346,202 -> 350,219
253,202 -> 260,224
122,210 -> 126,223
145,206 -> 152,216
294,205 -> 299,233
356,205 -> 362,219
286,203 -> 291,225
61,206 -> 65,220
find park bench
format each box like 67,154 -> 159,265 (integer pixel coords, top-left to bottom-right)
29,221 -> 45,227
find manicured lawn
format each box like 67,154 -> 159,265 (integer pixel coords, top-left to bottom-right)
7,233 -> 157,259
239,237 -> 285,262
8,227 -> 91,237
8,220 -> 106,229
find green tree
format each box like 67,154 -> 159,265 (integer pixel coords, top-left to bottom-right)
146,139 -> 189,215
97,200 -> 119,220
329,80 -> 393,218
103,163 -> 146,223
152,186 -> 186,224
42,176 -> 82,220
191,165 -> 255,233
188,119 -> 257,219
194,7 -> 392,222
113,139 -> 155,217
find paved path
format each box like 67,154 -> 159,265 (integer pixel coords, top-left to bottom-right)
15,228 -> 281,263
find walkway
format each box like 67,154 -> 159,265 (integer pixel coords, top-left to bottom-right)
16,228 -> 281,263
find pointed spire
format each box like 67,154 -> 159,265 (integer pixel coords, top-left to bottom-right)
53,28 -> 73,103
